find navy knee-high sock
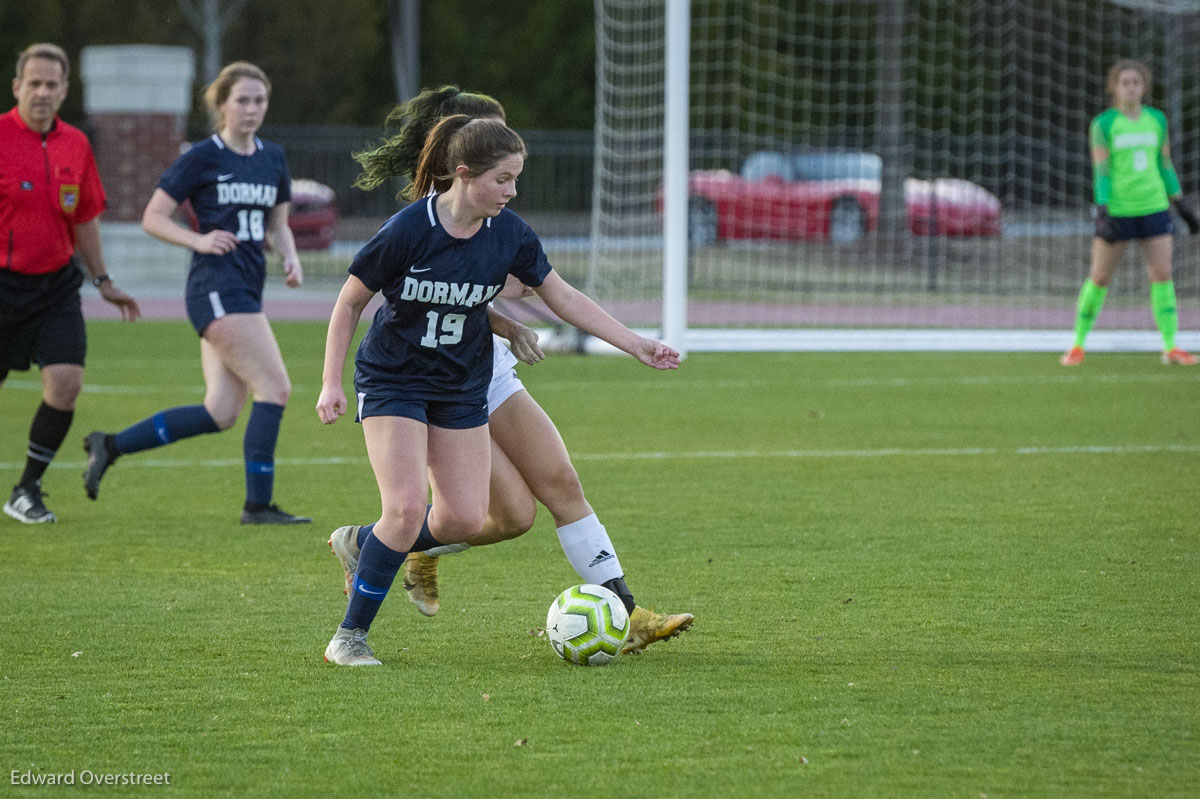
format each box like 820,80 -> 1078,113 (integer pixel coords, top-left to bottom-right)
356,506 -> 441,552
342,533 -> 408,631
243,402 -> 284,507
112,405 -> 218,454
20,402 -> 73,486
411,506 -> 442,551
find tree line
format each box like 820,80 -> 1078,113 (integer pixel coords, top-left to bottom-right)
1,0 -> 596,134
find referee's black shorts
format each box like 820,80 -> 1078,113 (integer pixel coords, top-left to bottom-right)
0,262 -> 87,382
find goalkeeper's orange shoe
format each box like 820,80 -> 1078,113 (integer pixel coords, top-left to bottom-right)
403,552 -> 440,616
1162,348 -> 1198,366
622,607 -> 694,655
1059,346 -> 1085,366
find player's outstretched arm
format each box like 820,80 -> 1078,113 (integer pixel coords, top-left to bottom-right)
487,305 -> 544,365
317,275 -> 376,424
533,271 -> 680,370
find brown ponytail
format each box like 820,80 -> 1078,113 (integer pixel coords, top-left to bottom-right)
354,86 -> 506,194
411,116 -> 527,200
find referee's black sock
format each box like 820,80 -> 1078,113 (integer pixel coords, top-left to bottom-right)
19,402 -> 74,487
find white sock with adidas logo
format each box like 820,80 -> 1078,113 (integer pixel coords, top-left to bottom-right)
556,513 -> 624,584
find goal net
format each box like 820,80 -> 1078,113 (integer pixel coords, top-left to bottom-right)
585,0 -> 1200,352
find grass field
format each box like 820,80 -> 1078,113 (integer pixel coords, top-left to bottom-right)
2,320 -> 1198,798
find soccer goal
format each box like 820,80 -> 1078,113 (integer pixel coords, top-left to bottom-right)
587,0 -> 1200,354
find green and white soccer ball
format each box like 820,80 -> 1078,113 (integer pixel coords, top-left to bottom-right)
546,584 -> 631,666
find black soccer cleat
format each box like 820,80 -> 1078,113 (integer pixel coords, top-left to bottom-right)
241,503 -> 313,525
82,432 -> 118,500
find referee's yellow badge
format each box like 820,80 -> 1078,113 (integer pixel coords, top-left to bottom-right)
60,184 -> 80,214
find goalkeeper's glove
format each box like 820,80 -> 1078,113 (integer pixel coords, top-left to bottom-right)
1173,196 -> 1200,235
1094,205 -> 1116,242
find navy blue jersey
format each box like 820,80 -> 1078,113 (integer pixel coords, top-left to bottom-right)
158,134 -> 292,299
351,195 -> 552,401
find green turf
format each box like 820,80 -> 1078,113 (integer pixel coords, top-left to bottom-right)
2,321 -> 1198,797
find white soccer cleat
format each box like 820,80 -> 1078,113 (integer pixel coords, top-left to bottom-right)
323,627 -> 381,666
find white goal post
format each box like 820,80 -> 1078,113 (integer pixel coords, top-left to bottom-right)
588,0 -> 1200,354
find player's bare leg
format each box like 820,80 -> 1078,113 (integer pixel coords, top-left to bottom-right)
402,404 -> 537,616
204,315 -> 311,523
398,424 -> 491,616
494,392 -> 694,653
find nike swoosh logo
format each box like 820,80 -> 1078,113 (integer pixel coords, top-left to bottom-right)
217,173 -> 235,181
411,267 -> 431,273
356,584 -> 386,596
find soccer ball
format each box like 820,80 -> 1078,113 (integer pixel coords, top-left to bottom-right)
545,584 -> 631,666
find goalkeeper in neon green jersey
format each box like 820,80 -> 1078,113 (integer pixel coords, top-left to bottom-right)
1062,59 -> 1200,367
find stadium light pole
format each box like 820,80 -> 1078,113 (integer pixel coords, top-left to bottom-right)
387,0 -> 420,102
178,0 -> 250,84
662,0 -> 690,358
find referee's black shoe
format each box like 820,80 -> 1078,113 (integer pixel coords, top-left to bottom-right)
4,482 -> 56,524
241,503 -> 313,525
83,431 -> 118,500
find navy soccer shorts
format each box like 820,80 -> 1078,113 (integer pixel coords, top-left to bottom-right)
186,286 -> 264,336
1101,209 -> 1174,243
354,390 -> 489,430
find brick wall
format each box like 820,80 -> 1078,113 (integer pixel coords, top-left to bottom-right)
80,46 -> 195,222
89,112 -> 187,221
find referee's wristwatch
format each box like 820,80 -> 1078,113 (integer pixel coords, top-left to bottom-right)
92,273 -> 111,287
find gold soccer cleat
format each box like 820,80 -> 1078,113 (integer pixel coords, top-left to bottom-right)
328,525 -> 361,596
403,552 -> 440,616
622,606 -> 694,655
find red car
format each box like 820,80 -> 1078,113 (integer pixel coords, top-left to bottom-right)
180,178 -> 339,251
285,178 -> 339,250
682,151 -> 1002,245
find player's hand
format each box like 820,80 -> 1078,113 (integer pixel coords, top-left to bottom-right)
316,385 -> 347,424
1094,205 -> 1116,242
193,229 -> 239,255
506,323 -> 544,365
97,281 -> 141,321
283,258 -> 304,288
1173,197 -> 1200,235
499,274 -> 534,299
631,337 -> 681,370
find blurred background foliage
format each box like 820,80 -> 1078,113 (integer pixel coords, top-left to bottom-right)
0,0 -> 596,133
